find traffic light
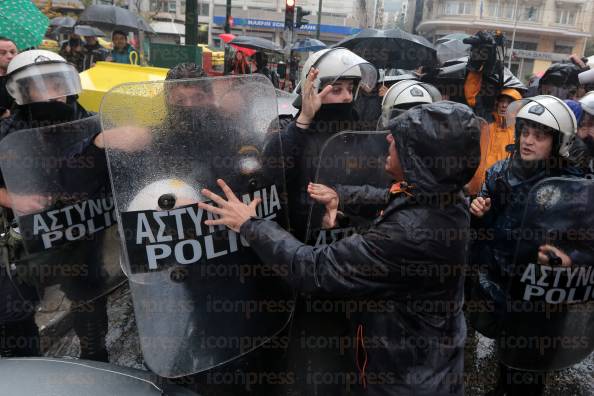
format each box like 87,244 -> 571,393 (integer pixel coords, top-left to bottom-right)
296,6 -> 310,28
285,0 -> 295,30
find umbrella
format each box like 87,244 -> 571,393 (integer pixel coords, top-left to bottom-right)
54,25 -> 106,37
229,36 -> 283,52
219,33 -> 256,56
78,4 -> 154,33
50,16 -> 76,28
73,25 -> 105,37
0,0 -> 49,50
436,39 -> 470,64
136,16 -> 155,34
333,28 -> 437,70
435,33 -> 471,44
291,38 -> 327,52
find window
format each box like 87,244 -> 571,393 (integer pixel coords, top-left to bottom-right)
486,1 -> 517,19
168,1 -> 176,13
509,41 -> 538,51
556,9 -> 578,25
554,44 -> 574,54
442,1 -> 474,16
520,6 -> 539,22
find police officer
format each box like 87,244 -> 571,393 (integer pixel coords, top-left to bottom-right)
378,79 -> 442,128
0,50 -> 111,361
469,96 -> 580,395
265,48 -> 378,394
282,47 -> 377,241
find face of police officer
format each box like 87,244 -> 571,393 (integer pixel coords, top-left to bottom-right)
167,85 -> 210,108
27,77 -> 68,103
321,80 -> 354,104
519,124 -> 554,161
385,133 -> 405,180
0,39 -> 17,75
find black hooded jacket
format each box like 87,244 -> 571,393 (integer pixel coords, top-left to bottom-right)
240,102 -> 481,395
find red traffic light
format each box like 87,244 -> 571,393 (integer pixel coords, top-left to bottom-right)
286,0 -> 295,7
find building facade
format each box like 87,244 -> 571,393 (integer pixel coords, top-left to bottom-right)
130,0 -> 361,46
416,0 -> 594,80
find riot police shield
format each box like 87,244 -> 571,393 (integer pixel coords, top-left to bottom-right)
305,131 -> 391,246
100,75 -> 294,377
0,115 -> 124,358
499,177 -> 594,371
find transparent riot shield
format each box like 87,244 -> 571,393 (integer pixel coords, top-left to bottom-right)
0,116 -> 124,357
305,131 -> 391,246
499,177 -> 594,371
100,75 -> 294,377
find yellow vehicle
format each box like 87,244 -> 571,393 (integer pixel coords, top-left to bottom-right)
198,44 -> 224,66
78,61 -> 169,115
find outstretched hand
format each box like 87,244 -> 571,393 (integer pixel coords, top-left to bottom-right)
197,179 -> 261,233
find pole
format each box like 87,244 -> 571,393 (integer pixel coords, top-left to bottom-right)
224,0 -> 232,33
207,0 -> 214,46
316,0 -> 322,40
507,0 -> 519,70
186,0 -> 198,46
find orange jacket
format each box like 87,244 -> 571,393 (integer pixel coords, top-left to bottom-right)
464,71 -> 520,195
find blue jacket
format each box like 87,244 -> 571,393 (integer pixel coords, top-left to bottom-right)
110,44 -> 135,64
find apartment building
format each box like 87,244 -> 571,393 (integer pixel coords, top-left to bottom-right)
415,0 -> 594,80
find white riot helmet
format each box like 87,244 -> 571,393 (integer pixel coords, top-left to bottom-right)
297,47 -> 377,96
506,95 -> 577,158
579,91 -> 594,117
6,50 -> 82,105
380,80 -> 442,127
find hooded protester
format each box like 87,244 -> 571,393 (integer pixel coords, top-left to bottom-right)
197,100 -> 482,396
469,95 -> 580,396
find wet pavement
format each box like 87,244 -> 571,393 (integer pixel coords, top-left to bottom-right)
43,284 -> 594,395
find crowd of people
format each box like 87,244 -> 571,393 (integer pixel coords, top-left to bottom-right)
0,28 -> 592,396
57,30 -> 139,71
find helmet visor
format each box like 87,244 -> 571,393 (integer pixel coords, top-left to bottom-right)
505,98 -> 534,131
6,63 -> 81,105
317,49 -> 377,93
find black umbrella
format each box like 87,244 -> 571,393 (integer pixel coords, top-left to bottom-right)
54,25 -> 106,37
291,38 -> 327,52
229,36 -> 283,52
78,4 -> 154,34
436,39 -> 470,64
50,16 -> 76,28
333,28 -> 437,70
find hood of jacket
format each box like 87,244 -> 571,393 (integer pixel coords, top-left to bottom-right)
388,101 -> 481,195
